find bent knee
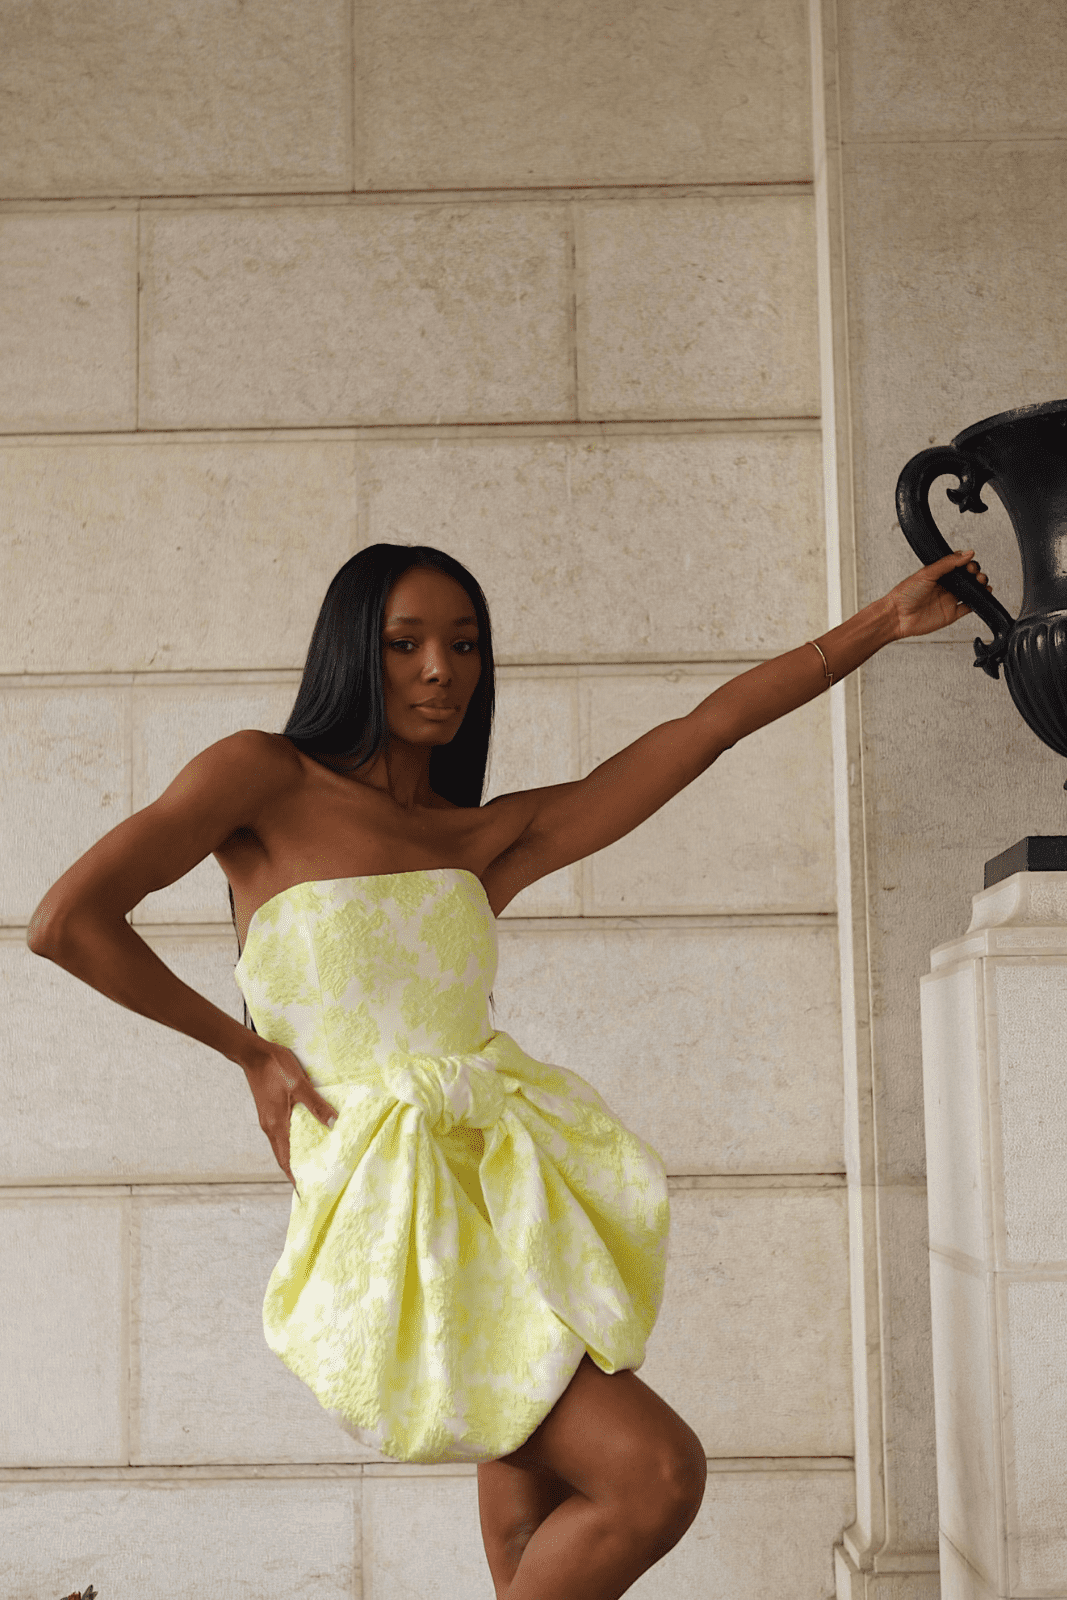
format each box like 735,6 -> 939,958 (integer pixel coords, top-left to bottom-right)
621,1432 -> 707,1545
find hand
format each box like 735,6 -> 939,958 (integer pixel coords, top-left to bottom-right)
241,1040 -> 338,1195
888,549 -> 993,639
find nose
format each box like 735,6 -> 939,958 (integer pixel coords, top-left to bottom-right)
421,643 -> 451,683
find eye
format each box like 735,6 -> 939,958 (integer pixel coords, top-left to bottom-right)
386,638 -> 416,652
454,640 -> 479,654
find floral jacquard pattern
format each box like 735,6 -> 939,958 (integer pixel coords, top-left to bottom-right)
234,868 -> 670,1465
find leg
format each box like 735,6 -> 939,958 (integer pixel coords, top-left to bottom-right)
477,1456 -> 573,1598
479,1355 -> 706,1600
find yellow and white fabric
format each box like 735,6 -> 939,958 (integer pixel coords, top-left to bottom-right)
234,867 -> 669,1464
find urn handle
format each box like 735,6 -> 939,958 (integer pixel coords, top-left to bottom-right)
895,445 -> 1017,678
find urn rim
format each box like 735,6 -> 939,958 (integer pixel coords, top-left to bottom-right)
953,395 -> 1067,450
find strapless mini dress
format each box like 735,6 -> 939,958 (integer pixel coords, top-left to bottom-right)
234,867 -> 669,1464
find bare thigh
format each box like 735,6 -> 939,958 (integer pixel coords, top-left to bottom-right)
478,1355 -> 706,1590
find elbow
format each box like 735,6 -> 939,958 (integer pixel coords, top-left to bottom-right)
26,898 -> 76,960
26,905 -> 59,959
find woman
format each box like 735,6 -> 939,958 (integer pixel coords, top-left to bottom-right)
28,540 -> 990,1600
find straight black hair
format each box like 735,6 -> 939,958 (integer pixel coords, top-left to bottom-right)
282,543 -> 496,806
228,544 -> 497,1007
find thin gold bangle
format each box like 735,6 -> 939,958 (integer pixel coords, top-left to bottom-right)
808,638 -> 834,688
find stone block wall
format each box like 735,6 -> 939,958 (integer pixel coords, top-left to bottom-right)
1,3 -> 857,1596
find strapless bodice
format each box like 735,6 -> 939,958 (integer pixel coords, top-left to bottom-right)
235,868 -> 498,1076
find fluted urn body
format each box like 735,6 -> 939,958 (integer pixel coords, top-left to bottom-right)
897,398 -> 1067,761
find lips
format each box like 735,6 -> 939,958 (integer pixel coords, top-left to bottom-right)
414,701 -> 456,710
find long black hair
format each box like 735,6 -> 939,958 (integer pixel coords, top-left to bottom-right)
282,543 -> 496,805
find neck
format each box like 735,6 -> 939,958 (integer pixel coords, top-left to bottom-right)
352,738 -> 438,811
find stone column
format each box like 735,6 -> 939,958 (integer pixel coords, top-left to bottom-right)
920,862 -> 1067,1598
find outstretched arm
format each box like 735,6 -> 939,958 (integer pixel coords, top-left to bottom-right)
489,550 -> 990,889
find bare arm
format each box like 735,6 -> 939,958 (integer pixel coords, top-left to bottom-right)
27,729 -> 285,1070
27,729 -> 338,1190
490,550 -> 990,887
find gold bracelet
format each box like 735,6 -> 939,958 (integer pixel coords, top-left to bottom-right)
808,639 -> 834,688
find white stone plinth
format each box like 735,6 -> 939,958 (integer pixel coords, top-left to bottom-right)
920,872 -> 1067,1599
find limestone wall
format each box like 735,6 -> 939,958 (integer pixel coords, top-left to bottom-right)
0,2 -> 878,1595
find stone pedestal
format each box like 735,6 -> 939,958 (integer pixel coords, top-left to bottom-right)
920,872 -> 1067,1599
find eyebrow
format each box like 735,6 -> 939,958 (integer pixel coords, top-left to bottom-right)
384,613 -> 478,626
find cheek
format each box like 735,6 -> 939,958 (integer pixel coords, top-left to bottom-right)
380,653 -> 409,703
463,658 -> 482,695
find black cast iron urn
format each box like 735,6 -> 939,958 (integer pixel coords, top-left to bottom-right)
896,398 -> 1067,764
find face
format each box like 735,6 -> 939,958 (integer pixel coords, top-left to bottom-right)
380,567 -> 482,748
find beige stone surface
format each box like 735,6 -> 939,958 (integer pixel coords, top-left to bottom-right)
0,0 -> 350,198
640,1187 -> 852,1457
928,1255 -> 999,1586
840,0 -> 1067,140
581,670 -> 834,914
2,937 -> 276,1184
844,143 -> 1067,612
938,1534 -> 998,1600
0,687 -> 128,925
878,1182 -> 941,1548
576,196 -> 819,420
358,431 -> 827,660
483,672 -> 581,916
631,1467 -> 853,1598
864,1576 -> 942,1600
1,439 -> 358,673
494,922 -> 843,1175
990,962 -> 1067,1266
140,205 -> 572,429
4,430 -> 825,674
1005,1279 -> 1067,1593
135,1195 -> 374,1463
353,0 -> 812,189
920,964 -> 987,1263
0,214 -> 135,431
361,1466 -> 853,1600
362,1474 -> 492,1600
0,1197 -> 125,1466
0,1480 -> 359,1599
132,682 -> 297,924
859,641 -> 1067,1184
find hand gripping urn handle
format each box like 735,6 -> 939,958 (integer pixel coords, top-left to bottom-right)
895,445 -> 1017,678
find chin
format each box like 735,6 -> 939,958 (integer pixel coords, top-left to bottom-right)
404,724 -> 457,746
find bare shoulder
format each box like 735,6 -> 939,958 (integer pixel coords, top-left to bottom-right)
29,730 -> 306,928
157,728 -> 301,813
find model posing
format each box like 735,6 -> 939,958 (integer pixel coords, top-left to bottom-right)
29,541 -> 989,1600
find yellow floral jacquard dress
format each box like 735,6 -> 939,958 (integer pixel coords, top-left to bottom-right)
234,868 -> 669,1464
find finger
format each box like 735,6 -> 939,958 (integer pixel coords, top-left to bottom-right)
299,1085 -> 338,1126
293,1086 -> 338,1130
282,1155 -> 301,1201
922,549 -> 976,580
270,1131 -> 300,1195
